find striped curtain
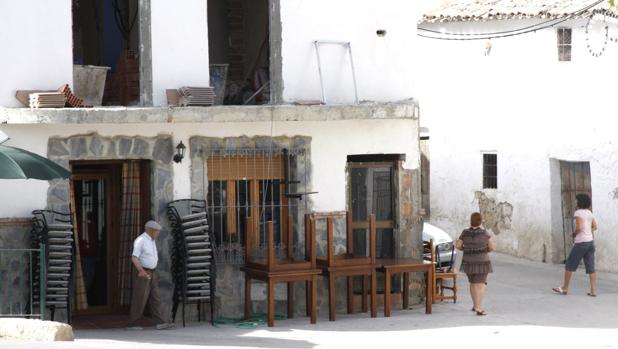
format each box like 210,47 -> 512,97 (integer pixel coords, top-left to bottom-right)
69,185 -> 89,311
117,161 -> 142,306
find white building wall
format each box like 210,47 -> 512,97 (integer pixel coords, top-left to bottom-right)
279,0 -> 418,103
418,19 -> 618,271
0,0 -> 73,107
0,118 -> 418,218
150,0 -> 210,106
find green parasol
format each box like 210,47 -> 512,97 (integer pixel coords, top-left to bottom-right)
0,145 -> 71,180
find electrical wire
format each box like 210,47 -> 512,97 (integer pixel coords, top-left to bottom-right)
418,0 -> 604,40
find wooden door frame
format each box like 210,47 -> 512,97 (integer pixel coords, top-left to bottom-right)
70,160 -> 152,315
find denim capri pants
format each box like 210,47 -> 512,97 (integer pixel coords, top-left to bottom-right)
565,241 -> 595,274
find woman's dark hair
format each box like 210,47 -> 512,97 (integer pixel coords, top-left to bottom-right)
576,193 -> 592,209
470,212 -> 483,227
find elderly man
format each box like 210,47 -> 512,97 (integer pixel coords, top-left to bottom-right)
128,220 -> 174,330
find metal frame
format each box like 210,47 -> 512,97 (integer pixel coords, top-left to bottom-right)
314,41 -> 359,104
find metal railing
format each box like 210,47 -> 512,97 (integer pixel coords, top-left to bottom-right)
0,245 -> 46,319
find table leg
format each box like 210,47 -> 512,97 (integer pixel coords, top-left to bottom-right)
244,275 -> 252,320
287,282 -> 294,319
268,280 -> 275,327
347,276 -> 354,314
328,274 -> 336,321
384,270 -> 392,317
425,269 -> 433,314
361,275 -> 368,313
311,275 -> 318,324
370,271 -> 377,318
403,272 -> 410,310
305,280 -> 311,317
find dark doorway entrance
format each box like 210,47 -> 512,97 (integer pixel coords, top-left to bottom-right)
558,161 -> 592,263
70,160 -> 151,319
207,0 -> 271,105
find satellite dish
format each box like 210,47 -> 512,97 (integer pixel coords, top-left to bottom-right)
0,130 -> 8,144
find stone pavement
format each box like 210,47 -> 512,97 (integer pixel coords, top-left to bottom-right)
3,252 -> 618,349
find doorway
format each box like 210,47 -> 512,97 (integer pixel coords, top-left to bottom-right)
558,161 -> 592,263
72,0 -> 141,105
70,160 -> 151,318
207,0 -> 271,105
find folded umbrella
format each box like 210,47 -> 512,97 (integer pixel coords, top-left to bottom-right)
0,145 -> 71,180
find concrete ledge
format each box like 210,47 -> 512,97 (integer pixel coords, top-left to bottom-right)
0,318 -> 74,341
0,100 -> 419,125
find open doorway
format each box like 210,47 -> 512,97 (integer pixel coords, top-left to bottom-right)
72,0 -> 141,106
70,160 -> 151,324
207,0 -> 270,105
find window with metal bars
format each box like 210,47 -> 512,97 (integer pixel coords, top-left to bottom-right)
482,153 -> 498,189
204,149 -> 308,261
557,28 -> 572,62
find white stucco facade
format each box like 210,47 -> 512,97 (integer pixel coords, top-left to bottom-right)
418,17 -> 618,271
0,0 -> 73,107
150,0 -> 210,106
0,111 -> 419,218
279,0 -> 418,104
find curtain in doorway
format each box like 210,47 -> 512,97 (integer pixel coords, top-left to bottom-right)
117,161 -> 142,306
70,185 -> 89,311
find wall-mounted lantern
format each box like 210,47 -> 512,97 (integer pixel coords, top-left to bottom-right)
173,141 -> 186,163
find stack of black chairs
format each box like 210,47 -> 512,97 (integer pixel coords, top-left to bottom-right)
167,199 -> 216,327
30,210 -> 75,322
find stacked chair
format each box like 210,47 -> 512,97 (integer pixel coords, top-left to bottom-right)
30,210 -> 75,322
167,199 -> 216,327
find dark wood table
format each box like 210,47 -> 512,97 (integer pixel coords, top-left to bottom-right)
318,261 -> 378,321
377,259 -> 433,317
241,266 -> 321,327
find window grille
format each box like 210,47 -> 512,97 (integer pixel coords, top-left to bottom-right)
203,148 -> 308,264
482,153 -> 498,189
557,28 -> 572,62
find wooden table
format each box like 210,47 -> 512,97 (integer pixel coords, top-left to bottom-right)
377,259 -> 433,317
318,262 -> 378,321
241,266 -> 321,327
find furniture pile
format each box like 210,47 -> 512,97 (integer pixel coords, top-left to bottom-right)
167,199 -> 216,327
30,210 -> 75,322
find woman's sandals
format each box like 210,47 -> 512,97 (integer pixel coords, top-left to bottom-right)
552,287 -> 568,295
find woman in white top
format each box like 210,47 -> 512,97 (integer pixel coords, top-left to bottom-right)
553,193 -> 598,296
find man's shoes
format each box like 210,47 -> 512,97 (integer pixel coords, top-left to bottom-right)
156,323 -> 175,330
126,326 -> 143,331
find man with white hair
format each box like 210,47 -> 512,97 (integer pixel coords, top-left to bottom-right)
128,220 -> 174,330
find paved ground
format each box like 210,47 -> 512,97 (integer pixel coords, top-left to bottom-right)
3,253 -> 618,348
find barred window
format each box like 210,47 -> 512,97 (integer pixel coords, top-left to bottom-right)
557,28 -> 572,62
482,153 -> 497,189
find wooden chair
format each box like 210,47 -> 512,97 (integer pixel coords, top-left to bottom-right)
425,239 -> 457,303
241,214 -> 320,327
315,212 -> 377,321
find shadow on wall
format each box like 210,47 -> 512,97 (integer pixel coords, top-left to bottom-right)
475,191 -> 513,235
